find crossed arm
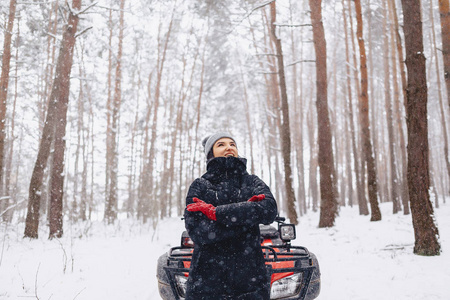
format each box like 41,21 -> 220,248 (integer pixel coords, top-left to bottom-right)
184,177 -> 277,245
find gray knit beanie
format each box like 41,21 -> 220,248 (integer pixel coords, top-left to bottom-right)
202,132 -> 236,159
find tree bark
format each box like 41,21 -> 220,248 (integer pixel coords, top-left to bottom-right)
2,9 -> 19,223
346,0 -> 369,215
289,0 -> 306,216
48,0 -> 82,239
140,8 -> 174,224
137,73 -> 153,221
240,66 -> 255,175
25,0 -> 81,238
382,0 -> 401,213
105,0 -> 125,224
401,0 -> 441,256
105,0 -> 114,221
307,107 -> 319,212
0,0 -> 17,198
262,8 -> 285,208
354,0 -> 381,221
270,2 -> 298,224
388,0 -> 410,214
438,0 -> 450,109
309,0 -> 338,228
432,0 -> 450,188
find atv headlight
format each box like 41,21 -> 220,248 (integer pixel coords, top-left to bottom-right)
279,224 -> 296,241
175,274 -> 188,298
270,273 -> 302,299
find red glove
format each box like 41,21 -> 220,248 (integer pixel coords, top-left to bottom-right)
247,194 -> 265,202
186,198 -> 217,221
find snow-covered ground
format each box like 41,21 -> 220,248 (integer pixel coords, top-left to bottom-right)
1,202 -> 449,299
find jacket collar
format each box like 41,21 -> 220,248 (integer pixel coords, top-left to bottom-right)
203,157 -> 248,182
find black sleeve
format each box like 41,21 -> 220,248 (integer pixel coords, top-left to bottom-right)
215,175 -> 278,227
184,178 -> 248,246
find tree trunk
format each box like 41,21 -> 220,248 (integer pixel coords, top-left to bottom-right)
289,0 -> 306,216
261,10 -> 278,209
126,61 -> 142,219
0,0 -> 17,221
270,2 -> 298,224
388,0 -> 410,214
438,0 -> 450,109
105,0 -> 125,224
48,0 -> 82,239
382,0 -> 401,213
354,0 -> 381,221
2,10 -> 19,223
309,0 -> 338,228
24,0 -> 81,238
346,0 -> 369,215
137,74 -> 153,222
401,0 -> 441,256
141,8 -> 174,224
105,0 -> 114,221
432,0 -> 450,188
367,0 -> 385,207
344,96 -> 354,207
81,70 -> 92,221
263,7 -> 285,209
168,34 -> 199,215
240,67 -> 255,175
307,107 -> 319,212
0,0 -> 17,198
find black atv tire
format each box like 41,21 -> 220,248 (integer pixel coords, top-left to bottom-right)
157,252 -> 174,300
305,252 -> 321,300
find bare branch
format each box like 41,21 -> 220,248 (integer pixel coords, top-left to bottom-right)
286,59 -> 316,67
227,0 -> 275,35
274,23 -> 312,28
34,263 -> 41,300
254,53 -> 278,57
45,31 -> 61,41
256,71 -> 279,75
75,26 -> 93,38
73,287 -> 87,299
0,199 -> 26,217
0,223 -> 7,268
17,1 -> 58,4
55,239 -> 68,274
77,2 -> 98,15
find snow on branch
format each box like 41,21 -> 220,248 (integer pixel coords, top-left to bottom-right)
77,2 -> 98,15
75,26 -> 93,38
227,0 -> 275,35
45,31 -> 61,41
241,0 -> 275,20
286,60 -> 316,67
274,23 -> 312,28
17,1 -> 58,4
0,198 -> 26,217
65,1 -> 97,17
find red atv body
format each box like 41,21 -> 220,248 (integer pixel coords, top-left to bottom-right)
157,217 -> 321,300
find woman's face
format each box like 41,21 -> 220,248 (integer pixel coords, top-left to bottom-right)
212,138 -> 238,158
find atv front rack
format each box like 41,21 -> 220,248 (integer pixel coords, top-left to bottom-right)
163,245 -> 316,300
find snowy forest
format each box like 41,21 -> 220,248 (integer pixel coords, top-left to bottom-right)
1,0 -> 450,299
0,0 -> 448,253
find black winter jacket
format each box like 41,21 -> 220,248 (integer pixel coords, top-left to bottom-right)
184,157 -> 278,300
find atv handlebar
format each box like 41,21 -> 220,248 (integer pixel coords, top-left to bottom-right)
275,216 -> 286,222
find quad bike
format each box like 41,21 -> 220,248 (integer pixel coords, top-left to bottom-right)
157,216 -> 321,300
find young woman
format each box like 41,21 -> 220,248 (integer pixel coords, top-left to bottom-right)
184,132 -> 278,300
